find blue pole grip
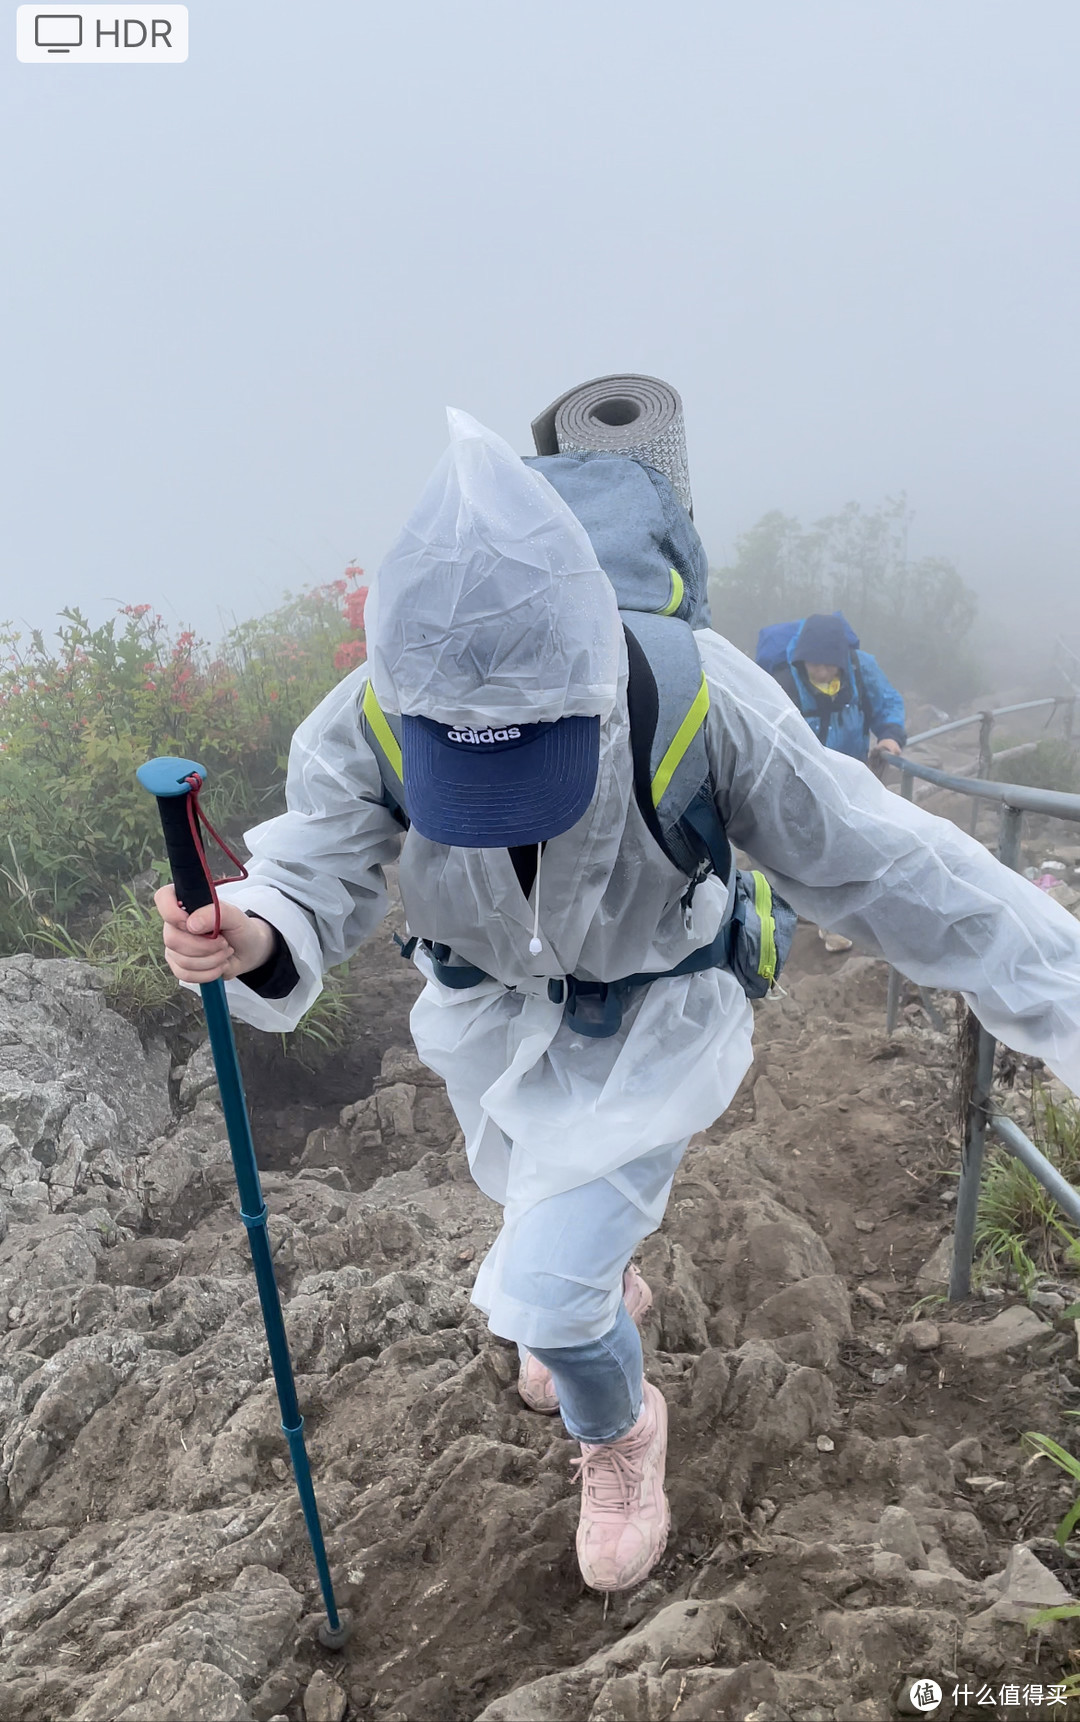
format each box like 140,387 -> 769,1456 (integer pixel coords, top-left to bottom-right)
135,757 -> 213,915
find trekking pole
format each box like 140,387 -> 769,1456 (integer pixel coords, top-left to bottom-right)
136,756 -> 348,1651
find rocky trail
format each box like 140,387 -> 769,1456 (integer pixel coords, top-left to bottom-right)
4,831 -> 1080,1718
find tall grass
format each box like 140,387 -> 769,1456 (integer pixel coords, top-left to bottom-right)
36,888 -> 356,1061
976,1087 -> 1080,1288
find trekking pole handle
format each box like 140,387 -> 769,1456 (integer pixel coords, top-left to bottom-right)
135,756 -> 215,915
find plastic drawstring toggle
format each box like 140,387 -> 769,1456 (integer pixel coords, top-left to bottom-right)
182,772 -> 249,940
529,841 -> 543,956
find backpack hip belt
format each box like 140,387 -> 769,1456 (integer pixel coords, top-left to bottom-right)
395,864 -> 790,1039
397,922 -> 734,1039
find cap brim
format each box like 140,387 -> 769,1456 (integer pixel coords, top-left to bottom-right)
401,715 -> 600,847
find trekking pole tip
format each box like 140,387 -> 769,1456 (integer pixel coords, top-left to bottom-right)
318,1617 -> 350,1651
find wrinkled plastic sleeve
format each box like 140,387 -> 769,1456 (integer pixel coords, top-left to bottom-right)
698,630 -> 1080,1093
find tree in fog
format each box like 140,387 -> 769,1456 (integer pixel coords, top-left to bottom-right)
710,496 -> 978,704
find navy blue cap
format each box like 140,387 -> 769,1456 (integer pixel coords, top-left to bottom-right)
400,714 -> 600,847
792,613 -> 852,667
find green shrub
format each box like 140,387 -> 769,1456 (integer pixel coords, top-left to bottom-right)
0,574 -> 367,952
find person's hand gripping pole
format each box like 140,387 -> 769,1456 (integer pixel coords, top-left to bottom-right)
137,756 -> 349,1651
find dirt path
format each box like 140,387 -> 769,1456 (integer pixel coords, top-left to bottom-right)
4,920 -> 1080,1721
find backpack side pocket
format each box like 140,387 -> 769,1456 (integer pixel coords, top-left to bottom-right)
728,869 -> 797,999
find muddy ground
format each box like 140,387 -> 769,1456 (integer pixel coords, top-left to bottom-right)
3,720 -> 1080,1721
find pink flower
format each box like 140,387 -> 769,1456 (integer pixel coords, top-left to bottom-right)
344,588 -> 368,630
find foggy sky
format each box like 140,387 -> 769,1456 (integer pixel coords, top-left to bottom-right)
2,0 -> 1079,655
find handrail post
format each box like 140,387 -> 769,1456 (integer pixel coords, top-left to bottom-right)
885,770 -> 916,1035
949,803 -> 1024,1299
971,711 -> 994,837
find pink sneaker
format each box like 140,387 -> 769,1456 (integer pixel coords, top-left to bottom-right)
573,1380 -> 670,1591
516,1264 -> 654,1414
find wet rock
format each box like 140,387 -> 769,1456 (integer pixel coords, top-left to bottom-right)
898,1319 -> 941,1354
915,1237 -> 953,1288
876,1506 -> 928,1569
939,1305 -> 1048,1359
743,1273 -> 852,1362
0,957 -> 171,1179
982,1543 -> 1072,1612
946,1435 -> 983,1471
303,1670 -> 348,1722
939,1509 -> 989,1573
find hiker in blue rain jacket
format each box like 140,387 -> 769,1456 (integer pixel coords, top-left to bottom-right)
771,613 -> 906,765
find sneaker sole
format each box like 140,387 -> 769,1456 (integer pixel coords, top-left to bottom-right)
583,1501 -> 671,1594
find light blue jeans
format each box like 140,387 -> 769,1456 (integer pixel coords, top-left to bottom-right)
498,1143 -> 686,1443
524,1301 -> 643,1443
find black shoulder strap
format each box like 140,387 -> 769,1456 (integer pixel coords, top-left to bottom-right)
623,622 -> 676,865
850,650 -> 875,734
773,663 -> 801,709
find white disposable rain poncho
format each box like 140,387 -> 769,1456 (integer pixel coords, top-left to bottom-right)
365,408 -> 622,727
216,414 -> 1080,1344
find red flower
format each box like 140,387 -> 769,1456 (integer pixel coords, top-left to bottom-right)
344,588 -> 367,630
333,640 -> 366,672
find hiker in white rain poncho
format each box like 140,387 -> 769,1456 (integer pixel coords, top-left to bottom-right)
157,405 -> 1080,1596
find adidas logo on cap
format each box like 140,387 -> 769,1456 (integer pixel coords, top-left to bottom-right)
446,725 -> 522,744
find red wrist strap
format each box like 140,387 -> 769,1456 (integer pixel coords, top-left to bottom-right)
183,773 -> 249,940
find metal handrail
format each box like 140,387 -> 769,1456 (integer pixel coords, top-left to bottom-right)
906,697 -> 1071,750
888,754 -> 1080,821
882,722 -> 1080,1301
899,691 -> 1075,840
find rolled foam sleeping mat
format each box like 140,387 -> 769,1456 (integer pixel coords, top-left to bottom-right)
530,373 -> 692,515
